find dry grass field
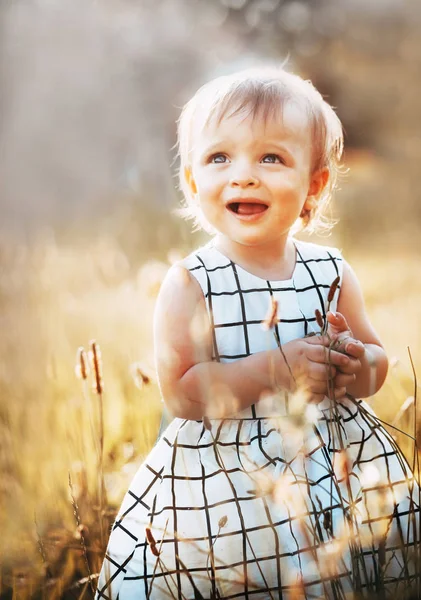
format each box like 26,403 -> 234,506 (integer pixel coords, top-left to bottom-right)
0,0 -> 420,594
0,229 -> 419,598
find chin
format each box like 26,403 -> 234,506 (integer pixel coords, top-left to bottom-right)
231,234 -> 268,247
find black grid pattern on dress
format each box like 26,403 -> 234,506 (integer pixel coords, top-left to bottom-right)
96,241 -> 420,600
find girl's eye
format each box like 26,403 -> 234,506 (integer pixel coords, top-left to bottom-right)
209,154 -> 228,164
262,154 -> 283,164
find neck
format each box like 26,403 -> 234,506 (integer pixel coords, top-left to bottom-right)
213,234 -> 296,279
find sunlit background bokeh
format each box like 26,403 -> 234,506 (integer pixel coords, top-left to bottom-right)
0,0 -> 420,595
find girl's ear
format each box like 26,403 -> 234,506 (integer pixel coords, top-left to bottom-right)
184,166 -> 198,196
303,168 -> 330,212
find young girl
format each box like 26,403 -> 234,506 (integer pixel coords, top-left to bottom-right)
96,67 -> 419,599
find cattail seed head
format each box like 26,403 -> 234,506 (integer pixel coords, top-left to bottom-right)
327,276 -> 340,303
262,297 -> 279,331
323,510 -> 332,536
75,347 -> 89,380
315,309 -> 324,330
335,449 -> 351,486
130,362 -> 152,390
145,526 -> 160,556
218,515 -> 228,529
89,340 -> 103,394
145,526 -> 157,546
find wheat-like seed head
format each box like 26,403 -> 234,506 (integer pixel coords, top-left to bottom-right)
334,449 -> 351,486
145,526 -> 160,557
218,516 -> 228,529
75,346 -> 89,380
314,309 -> 324,330
327,275 -> 340,303
89,340 -> 103,394
262,297 -> 279,331
129,362 -> 151,390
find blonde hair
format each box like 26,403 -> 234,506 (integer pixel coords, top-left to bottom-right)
176,65 -> 344,234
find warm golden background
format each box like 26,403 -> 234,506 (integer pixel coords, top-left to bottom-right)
0,0 -> 420,596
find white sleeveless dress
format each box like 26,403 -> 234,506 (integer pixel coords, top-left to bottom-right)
96,240 -> 419,600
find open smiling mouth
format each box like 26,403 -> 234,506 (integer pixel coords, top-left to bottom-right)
227,202 -> 269,216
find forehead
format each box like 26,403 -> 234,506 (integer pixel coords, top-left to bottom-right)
191,101 -> 312,152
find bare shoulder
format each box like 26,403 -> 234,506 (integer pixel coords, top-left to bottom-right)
337,259 -> 383,347
154,263 -> 204,318
153,264 -> 213,406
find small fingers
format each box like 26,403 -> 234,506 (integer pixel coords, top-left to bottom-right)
302,378 -> 344,398
308,362 -> 337,381
333,335 -> 365,359
345,340 -> 365,359
304,334 -> 331,347
335,372 -> 356,388
307,393 -> 326,404
309,345 -> 350,369
307,393 -> 326,405
329,386 -> 347,399
307,387 -> 346,404
327,311 -> 349,331
296,379 -> 324,396
337,357 -> 362,376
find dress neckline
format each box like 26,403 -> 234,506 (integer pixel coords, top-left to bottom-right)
208,239 -> 300,284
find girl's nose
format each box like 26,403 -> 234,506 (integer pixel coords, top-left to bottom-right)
229,164 -> 259,188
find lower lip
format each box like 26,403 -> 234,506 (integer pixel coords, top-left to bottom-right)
227,207 -> 268,222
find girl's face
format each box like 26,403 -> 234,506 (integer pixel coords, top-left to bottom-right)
187,102 -> 327,250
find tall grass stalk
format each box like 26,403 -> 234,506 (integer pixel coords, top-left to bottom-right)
408,347 -> 421,597
89,341 -> 106,550
68,473 -> 95,596
1,239 -> 420,598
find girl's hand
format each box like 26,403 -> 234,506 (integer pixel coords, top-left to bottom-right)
283,336 -> 351,404
326,311 -> 365,391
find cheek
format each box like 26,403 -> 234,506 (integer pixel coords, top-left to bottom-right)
199,201 -> 225,229
195,168 -> 225,194
271,178 -> 301,199
197,180 -> 215,196
274,173 -> 309,197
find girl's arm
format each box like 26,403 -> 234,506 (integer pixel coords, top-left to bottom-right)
330,260 -> 388,398
154,265 -> 352,420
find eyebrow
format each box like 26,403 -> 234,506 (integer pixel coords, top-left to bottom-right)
198,140 -> 294,156
261,141 -> 293,153
198,141 -> 227,155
